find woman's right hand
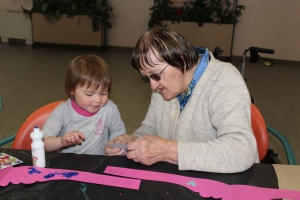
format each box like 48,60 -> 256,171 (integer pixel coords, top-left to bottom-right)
105,134 -> 137,156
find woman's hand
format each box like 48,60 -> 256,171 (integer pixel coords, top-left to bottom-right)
126,135 -> 178,166
105,134 -> 137,156
61,131 -> 85,147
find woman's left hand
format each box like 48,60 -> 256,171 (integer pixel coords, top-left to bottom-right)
105,134 -> 137,156
126,135 -> 177,166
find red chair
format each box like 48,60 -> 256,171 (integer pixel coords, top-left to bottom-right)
251,103 -> 296,165
0,101 -> 64,150
251,103 -> 268,161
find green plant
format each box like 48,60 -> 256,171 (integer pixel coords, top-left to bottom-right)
22,0 -> 112,31
149,0 -> 245,29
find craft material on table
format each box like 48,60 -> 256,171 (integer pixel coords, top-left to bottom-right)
0,153 -> 23,170
104,166 -> 300,200
0,166 -> 140,190
105,143 -> 128,151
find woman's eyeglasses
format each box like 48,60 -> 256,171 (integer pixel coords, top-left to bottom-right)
140,64 -> 169,83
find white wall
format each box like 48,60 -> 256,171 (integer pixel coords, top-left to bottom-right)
1,0 -> 299,61
0,0 -> 32,11
107,0 -> 153,47
233,0 -> 300,61
107,0 -> 300,61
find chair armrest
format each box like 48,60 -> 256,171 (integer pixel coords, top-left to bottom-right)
0,134 -> 16,147
267,125 -> 297,165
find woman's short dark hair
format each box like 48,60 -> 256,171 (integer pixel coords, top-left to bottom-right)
65,55 -> 111,98
131,28 -> 199,73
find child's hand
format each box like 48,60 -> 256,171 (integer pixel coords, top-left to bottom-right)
61,131 -> 85,147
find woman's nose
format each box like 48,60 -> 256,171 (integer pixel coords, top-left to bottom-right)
150,79 -> 160,90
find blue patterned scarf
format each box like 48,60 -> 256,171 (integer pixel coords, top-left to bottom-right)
177,47 -> 209,112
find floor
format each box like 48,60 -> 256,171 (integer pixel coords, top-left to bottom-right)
0,42 -> 299,165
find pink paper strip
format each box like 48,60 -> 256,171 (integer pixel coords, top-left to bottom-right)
230,185 -> 300,200
104,166 -> 228,199
0,166 -> 140,190
104,166 -> 300,200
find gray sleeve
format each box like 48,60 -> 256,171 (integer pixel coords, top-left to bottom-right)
132,92 -> 158,138
178,65 -> 258,173
42,102 -> 66,138
107,103 -> 126,140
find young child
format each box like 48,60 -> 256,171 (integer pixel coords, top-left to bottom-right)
42,55 -> 126,155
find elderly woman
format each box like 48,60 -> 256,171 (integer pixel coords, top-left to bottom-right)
106,28 -> 258,173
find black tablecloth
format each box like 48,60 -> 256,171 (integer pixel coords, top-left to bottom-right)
0,148 -> 278,200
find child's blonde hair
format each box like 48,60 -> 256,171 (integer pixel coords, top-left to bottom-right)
65,55 -> 111,98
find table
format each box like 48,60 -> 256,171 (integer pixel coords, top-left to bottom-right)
273,164 -> 300,191
0,148 -> 298,200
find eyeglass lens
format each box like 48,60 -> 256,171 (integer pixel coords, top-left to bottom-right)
140,76 -> 150,83
140,64 -> 169,83
140,73 -> 161,83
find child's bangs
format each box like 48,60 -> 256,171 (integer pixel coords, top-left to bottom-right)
79,75 -> 110,92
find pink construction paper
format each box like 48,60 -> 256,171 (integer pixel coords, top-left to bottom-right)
0,166 -> 140,190
230,185 -> 300,200
104,166 -> 300,200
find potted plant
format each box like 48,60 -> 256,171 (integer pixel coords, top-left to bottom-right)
148,0 -> 245,57
149,0 -> 244,28
22,0 -> 113,47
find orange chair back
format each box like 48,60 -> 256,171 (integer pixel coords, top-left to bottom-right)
12,101 -> 65,150
251,103 -> 269,161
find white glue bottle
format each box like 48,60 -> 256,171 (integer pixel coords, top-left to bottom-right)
30,126 -> 46,167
